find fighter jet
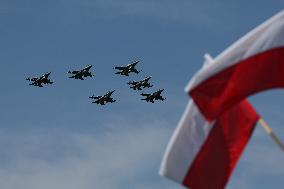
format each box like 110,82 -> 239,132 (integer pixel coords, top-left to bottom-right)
141,89 -> 166,103
127,76 -> 153,90
114,60 -> 141,76
68,65 -> 94,80
26,72 -> 53,87
89,90 -> 116,105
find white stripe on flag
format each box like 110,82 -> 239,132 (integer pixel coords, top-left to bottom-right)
159,100 -> 212,183
186,9 -> 284,92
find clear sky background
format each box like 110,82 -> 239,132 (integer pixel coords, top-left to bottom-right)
0,1 -> 284,188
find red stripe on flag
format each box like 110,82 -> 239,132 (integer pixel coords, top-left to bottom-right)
183,100 -> 259,189
190,47 -> 284,121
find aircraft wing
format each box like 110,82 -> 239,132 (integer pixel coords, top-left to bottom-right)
128,81 -> 138,85
130,61 -> 139,66
31,81 -> 43,87
114,66 -> 126,70
90,95 -> 102,100
94,98 -> 105,105
83,72 -> 92,77
71,70 -> 80,74
141,93 -> 151,97
84,67 -> 92,71
26,77 -> 38,81
92,98 -> 105,105
133,70 -> 139,74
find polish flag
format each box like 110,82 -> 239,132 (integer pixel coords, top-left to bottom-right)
160,55 -> 260,189
186,10 -> 284,121
160,100 -> 259,189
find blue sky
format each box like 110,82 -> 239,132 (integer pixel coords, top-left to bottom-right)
0,0 -> 284,188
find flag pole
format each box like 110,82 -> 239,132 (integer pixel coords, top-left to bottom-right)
258,118 -> 284,152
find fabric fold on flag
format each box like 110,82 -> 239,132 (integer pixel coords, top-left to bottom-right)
186,10 -> 284,121
160,100 -> 259,189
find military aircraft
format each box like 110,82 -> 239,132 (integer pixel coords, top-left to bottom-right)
68,65 -> 94,80
89,90 -> 116,105
26,72 -> 54,87
114,60 -> 141,76
141,89 -> 166,103
127,76 -> 153,90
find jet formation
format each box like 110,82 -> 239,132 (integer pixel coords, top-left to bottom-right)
89,90 -> 116,105
26,60 -> 166,105
114,60 -> 141,76
68,65 -> 94,80
26,72 -> 53,87
141,89 -> 166,103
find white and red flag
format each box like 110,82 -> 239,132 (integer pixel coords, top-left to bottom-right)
160,55 -> 260,189
186,10 -> 284,121
160,99 -> 259,189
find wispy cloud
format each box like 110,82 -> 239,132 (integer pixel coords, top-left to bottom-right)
1,0 -> 240,30
1,112 -> 283,189
0,120 -> 182,189
71,0 -> 239,29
